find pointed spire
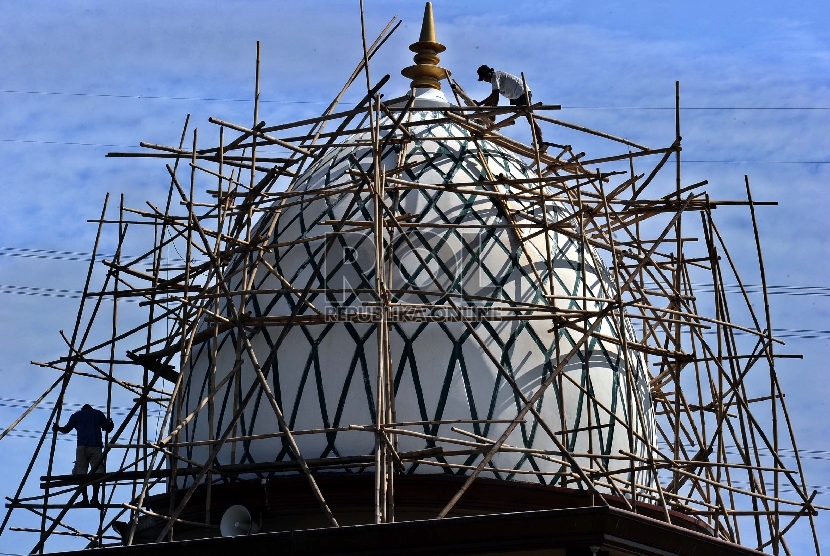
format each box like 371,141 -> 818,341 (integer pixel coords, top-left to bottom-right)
418,2 -> 437,43
401,2 -> 447,91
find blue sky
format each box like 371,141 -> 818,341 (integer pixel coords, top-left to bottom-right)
0,0 -> 828,553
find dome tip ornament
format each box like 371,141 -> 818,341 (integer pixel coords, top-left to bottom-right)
401,2 -> 447,90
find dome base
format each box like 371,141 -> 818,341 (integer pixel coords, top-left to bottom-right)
129,474 -> 713,544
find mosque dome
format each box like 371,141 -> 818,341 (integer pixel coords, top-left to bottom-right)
176,3 -> 656,503
177,101 -> 655,489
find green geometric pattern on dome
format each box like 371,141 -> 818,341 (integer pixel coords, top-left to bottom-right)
178,109 -> 656,492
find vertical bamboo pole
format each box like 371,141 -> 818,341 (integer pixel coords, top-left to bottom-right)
205,126 -> 225,527
251,41 -> 260,194
708,214 -> 743,543
385,112 -> 413,523
98,194 -> 124,542
167,129 -> 198,540
521,72 -> 554,294
571,179 -> 588,487
358,0 -> 389,524
227,42 -> 261,474
383,168 -> 395,523
377,97 -> 391,524
520,73 -> 568,488
672,80 -> 682,503
744,176 -> 780,554
244,41 -> 261,295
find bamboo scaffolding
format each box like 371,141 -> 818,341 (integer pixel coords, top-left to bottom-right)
1,10 -> 820,554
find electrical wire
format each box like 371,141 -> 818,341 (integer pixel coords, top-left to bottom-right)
0,285 -> 139,303
0,89 -> 335,104
0,285 -> 83,299
0,285 -> 827,338
0,247 -> 120,262
0,138 -> 131,149
0,246 -> 198,263
0,248 -> 828,298
0,399 -> 163,418
564,106 -> 830,111
2,249 -> 829,336
684,160 -> 830,164
0,398 -> 143,413
3,89 -> 830,111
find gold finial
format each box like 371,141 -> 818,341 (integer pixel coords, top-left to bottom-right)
401,2 -> 447,90
417,2 -> 437,43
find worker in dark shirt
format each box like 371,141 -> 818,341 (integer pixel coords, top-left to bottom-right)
53,404 -> 114,506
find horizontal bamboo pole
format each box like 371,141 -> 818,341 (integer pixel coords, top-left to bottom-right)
534,113 -> 649,151
40,447 -> 447,488
108,151 -> 293,165
113,419 -> 524,450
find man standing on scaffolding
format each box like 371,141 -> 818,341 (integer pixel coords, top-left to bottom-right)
53,404 -> 114,507
470,65 -> 547,154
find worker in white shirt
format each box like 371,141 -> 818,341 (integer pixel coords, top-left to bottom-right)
473,65 -> 547,153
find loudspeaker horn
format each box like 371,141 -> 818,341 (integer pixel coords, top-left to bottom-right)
220,504 -> 260,537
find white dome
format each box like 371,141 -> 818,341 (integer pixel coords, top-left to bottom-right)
177,89 -> 656,493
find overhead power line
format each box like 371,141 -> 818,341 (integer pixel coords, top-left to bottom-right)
0,89 -> 333,104
0,285 -> 147,303
0,398 -> 144,412
565,106 -> 830,111
0,246 -> 198,264
0,138 -> 131,149
684,160 -> 830,164
0,285 -> 84,300
6,249 -> 828,295
4,88 -> 830,111
0,284 -> 827,338
2,281 -> 828,298
0,246 -> 119,262
0,138 -> 291,155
